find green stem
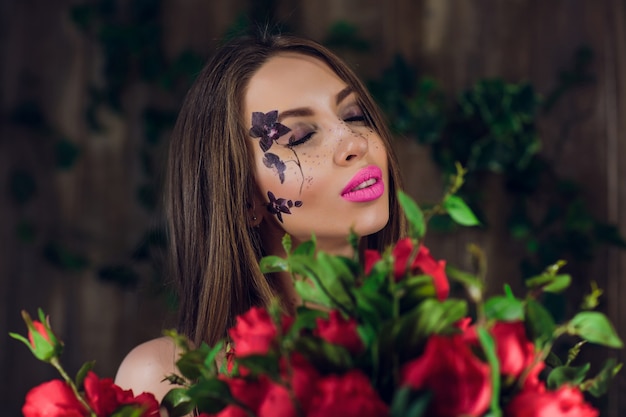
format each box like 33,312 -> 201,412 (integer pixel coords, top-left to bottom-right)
50,358 -> 96,416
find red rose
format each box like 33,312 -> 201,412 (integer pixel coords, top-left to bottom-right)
124,392 -> 160,417
392,238 -> 449,300
401,334 -> 491,417
308,370 -> 388,417
257,354 -> 320,417
84,371 -> 159,417
229,307 -> 292,357
364,249 -> 382,275
506,384 -> 598,417
84,371 -> 127,416
314,310 -> 364,354
22,380 -> 87,417
215,376 -> 270,417
491,321 -> 544,385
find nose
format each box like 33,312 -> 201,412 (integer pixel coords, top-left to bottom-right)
333,124 -> 368,166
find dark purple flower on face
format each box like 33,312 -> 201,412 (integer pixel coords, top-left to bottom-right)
249,110 -> 291,152
263,152 -> 286,183
267,191 -> 303,223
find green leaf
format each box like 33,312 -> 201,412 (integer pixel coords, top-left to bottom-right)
186,378 -> 232,414
176,343 -> 220,381
543,275 -> 571,293
293,336 -> 354,373
259,255 -> 289,273
161,388 -> 195,417
525,299 -> 556,348
525,272 -> 571,294
391,387 -> 432,417
484,295 -> 524,321
399,299 -> 468,346
75,360 -> 96,389
293,237 -> 316,256
291,253 -> 354,311
281,234 -> 292,254
398,190 -> 426,239
289,308 -> 328,335
110,405 -> 146,417
547,363 -> 591,389
443,195 -> 480,226
568,311 -> 623,348
236,353 -> 280,378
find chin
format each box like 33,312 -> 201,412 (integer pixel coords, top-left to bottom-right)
353,210 -> 390,238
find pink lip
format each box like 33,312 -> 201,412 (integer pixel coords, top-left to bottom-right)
341,165 -> 385,202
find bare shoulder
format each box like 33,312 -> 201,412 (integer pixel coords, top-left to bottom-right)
115,336 -> 182,402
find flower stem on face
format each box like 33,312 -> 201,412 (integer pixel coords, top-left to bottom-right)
286,145 -> 305,195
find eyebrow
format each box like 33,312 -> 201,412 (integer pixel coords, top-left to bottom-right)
277,86 -> 354,122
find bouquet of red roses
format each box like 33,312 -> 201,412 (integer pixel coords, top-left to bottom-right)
159,168 -> 623,417
12,166 -> 623,417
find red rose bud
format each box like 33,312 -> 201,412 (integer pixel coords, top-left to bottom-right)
392,238 -> 450,300
491,321 -> 544,385
10,310 -> 63,363
314,310 -> 364,354
401,334 -> 491,417
22,380 -> 87,417
308,370 -> 388,417
506,384 -> 598,417
229,307 -> 292,357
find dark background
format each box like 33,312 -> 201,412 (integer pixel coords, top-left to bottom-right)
1,1 -> 625,416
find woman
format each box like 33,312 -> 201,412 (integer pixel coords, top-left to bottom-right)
115,32 -> 405,401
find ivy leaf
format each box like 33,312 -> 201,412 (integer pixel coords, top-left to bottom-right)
567,312 -> 623,348
547,363 -> 591,389
443,195 -> 480,226
398,190 -> 425,239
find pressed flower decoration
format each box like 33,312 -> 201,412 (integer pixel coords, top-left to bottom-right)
267,191 -> 303,223
249,110 -> 291,153
263,152 -> 287,184
250,110 -> 306,194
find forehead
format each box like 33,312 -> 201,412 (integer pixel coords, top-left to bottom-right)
244,53 -> 348,113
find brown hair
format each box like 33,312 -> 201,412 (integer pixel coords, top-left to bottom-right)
166,33 -> 405,347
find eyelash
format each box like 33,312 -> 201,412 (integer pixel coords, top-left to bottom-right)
286,112 -> 368,148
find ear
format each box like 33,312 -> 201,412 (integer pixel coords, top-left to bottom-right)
248,192 -> 265,228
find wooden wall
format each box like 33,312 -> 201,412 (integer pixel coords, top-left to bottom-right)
1,0 -> 625,415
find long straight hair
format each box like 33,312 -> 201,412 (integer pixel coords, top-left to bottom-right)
166,33 -> 406,347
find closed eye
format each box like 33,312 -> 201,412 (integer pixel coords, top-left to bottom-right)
288,131 -> 315,147
344,115 -> 366,123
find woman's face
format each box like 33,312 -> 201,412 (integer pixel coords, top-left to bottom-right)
245,53 -> 389,255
